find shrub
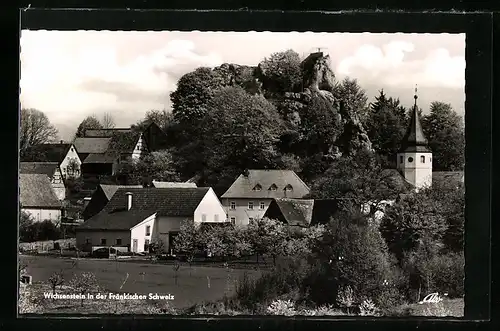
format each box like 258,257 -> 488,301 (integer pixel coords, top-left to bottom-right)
266,299 -> 296,316
304,217 -> 403,308
402,249 -> 464,300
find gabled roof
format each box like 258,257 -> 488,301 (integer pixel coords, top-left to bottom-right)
104,187 -> 211,217
151,181 -> 197,188
21,143 -> 73,163
266,198 -> 314,227
19,174 -> 62,208
99,184 -> 143,200
83,153 -> 117,164
432,171 -> 464,183
107,131 -> 142,154
221,169 -> 310,199
19,162 -> 60,178
84,128 -> 133,137
399,93 -> 431,153
77,210 -> 156,231
73,137 -> 111,154
264,198 -> 343,227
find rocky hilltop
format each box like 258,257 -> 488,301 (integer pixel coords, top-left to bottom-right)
209,52 -> 373,157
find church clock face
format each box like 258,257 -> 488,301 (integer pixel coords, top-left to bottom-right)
408,157 -> 414,163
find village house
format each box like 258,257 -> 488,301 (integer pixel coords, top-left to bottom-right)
221,169 -> 310,227
20,142 -> 82,179
82,181 -> 198,221
73,123 -> 169,179
20,162 -> 66,200
20,173 -> 63,223
76,187 -> 227,253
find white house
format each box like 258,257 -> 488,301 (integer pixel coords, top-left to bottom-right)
19,162 -> 66,200
20,142 -> 82,179
19,173 -> 63,222
220,169 -> 311,227
76,187 -> 227,253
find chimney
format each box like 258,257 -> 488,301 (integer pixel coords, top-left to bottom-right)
125,192 -> 133,211
60,140 -> 64,144
83,197 -> 92,209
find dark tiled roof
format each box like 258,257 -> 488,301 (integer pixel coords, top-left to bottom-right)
84,128 -> 133,137
221,169 -> 310,199
99,184 -> 143,200
19,174 -> 62,208
77,210 -> 156,231
399,101 -> 431,153
21,143 -> 73,163
151,181 -> 197,188
73,138 -> 111,154
265,198 -> 314,227
83,153 -> 117,164
19,162 -> 59,178
104,187 -> 211,217
264,198 -> 343,227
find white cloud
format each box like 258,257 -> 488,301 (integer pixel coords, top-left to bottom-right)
336,41 -> 464,89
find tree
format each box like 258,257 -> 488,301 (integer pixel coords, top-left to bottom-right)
246,218 -> 288,266
133,109 -> 174,132
69,272 -> 99,306
75,115 -> 103,138
20,108 -> 59,152
48,270 -> 65,294
101,112 -> 116,129
19,211 -> 35,243
258,49 -> 303,95
173,220 -> 204,265
117,150 -> 181,185
170,67 -> 225,124
332,77 -> 370,127
309,149 -> 409,219
365,90 -> 408,166
306,215 -> 402,308
421,101 -> 465,171
190,86 -> 285,194
380,190 -> 449,262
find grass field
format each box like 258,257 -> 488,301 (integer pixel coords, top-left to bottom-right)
20,255 -> 263,312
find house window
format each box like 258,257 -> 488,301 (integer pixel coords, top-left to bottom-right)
399,155 -> 403,163
269,184 -> 277,191
214,214 -> 219,222
202,214 -> 207,222
101,238 -> 107,245
284,185 -> 293,192
85,238 -> 91,244
253,184 -> 262,191
145,225 -> 151,236
116,238 -> 122,245
248,202 -> 254,210
230,201 -> 236,210
259,202 -> 265,210
421,155 -> 425,163
144,239 -> 150,252
408,157 -> 414,163
230,217 -> 236,225
430,157 -> 432,162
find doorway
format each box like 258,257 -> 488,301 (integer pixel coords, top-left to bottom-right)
132,239 -> 138,253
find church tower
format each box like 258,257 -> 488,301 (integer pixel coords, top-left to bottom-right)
397,87 -> 433,189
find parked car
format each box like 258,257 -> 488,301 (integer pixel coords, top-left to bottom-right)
92,247 -> 117,258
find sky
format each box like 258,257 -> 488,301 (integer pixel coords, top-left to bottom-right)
19,31 -> 465,141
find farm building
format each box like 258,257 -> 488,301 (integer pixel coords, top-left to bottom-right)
76,187 -> 227,253
20,142 -> 82,179
19,162 -> 66,200
221,169 -> 310,227
19,173 -> 63,223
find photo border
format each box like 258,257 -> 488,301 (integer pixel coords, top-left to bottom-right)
6,7 -> 494,331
